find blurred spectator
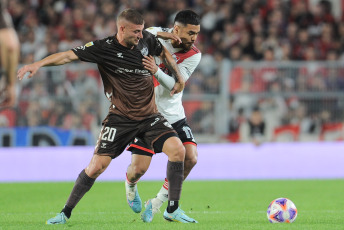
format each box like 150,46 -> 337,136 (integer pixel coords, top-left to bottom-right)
275,41 -> 291,61
229,45 -> 242,61
260,81 -> 288,134
24,100 -> 43,126
58,26 -> 82,51
21,29 -> 37,57
232,80 -> 257,117
292,29 -> 312,60
48,101 -> 68,128
191,101 -> 215,134
5,0 -> 344,142
8,0 -> 344,66
290,103 -> 317,134
63,111 -> 83,130
240,106 -> 266,146
228,95 -> 246,142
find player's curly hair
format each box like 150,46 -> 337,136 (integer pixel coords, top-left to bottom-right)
117,9 -> 144,25
174,10 -> 200,26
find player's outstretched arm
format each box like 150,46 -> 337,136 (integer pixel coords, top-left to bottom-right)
17,50 -> 79,80
159,46 -> 185,95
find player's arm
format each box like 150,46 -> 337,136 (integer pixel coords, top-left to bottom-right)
17,50 -> 79,80
146,27 -> 181,44
146,29 -> 183,94
156,32 -> 181,44
143,52 -> 201,94
159,46 -> 185,94
142,55 -> 176,91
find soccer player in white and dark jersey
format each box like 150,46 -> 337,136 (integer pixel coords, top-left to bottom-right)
125,10 -> 201,223
17,9 -> 197,224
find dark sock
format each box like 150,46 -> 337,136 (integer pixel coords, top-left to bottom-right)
167,200 -> 179,213
166,161 -> 184,213
61,205 -> 73,219
62,169 -> 96,218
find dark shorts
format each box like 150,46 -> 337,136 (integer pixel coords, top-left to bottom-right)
94,113 -> 177,159
127,118 -> 197,156
0,10 -> 13,30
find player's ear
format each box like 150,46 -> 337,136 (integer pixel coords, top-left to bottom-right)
119,25 -> 125,33
174,24 -> 179,34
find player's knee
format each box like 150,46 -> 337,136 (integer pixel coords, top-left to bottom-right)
5,39 -> 19,53
131,164 -> 147,179
8,43 -> 19,53
189,154 -> 198,167
170,144 -> 185,161
163,137 -> 185,161
86,164 -> 106,178
185,152 -> 197,169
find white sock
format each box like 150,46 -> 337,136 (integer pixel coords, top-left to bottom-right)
151,178 -> 168,209
125,173 -> 138,200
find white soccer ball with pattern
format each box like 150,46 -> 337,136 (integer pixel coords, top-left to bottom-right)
267,198 -> 297,223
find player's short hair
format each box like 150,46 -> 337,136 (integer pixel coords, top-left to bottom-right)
174,10 -> 200,26
117,9 -> 144,25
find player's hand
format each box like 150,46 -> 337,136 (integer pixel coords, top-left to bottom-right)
170,80 -> 185,96
157,32 -> 181,44
17,63 -> 40,81
142,55 -> 158,75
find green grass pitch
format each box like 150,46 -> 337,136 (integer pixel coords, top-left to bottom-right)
0,180 -> 343,230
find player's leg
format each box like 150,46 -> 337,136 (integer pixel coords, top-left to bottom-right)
161,137 -> 197,223
183,143 -> 198,178
151,143 -> 197,209
47,114 -> 137,224
126,138 -> 154,182
126,139 -> 157,217
138,115 -> 185,221
47,154 -> 112,224
148,120 -> 198,220
143,144 -> 198,223
127,154 -> 152,182
125,150 -> 152,213
0,27 -> 20,107
160,136 -> 185,210
139,114 -> 197,223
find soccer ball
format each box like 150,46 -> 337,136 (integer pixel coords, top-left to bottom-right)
267,198 -> 297,223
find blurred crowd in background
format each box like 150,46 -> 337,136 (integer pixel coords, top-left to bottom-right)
2,0 -> 344,143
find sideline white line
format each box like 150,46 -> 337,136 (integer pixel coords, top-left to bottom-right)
2,210 -> 342,216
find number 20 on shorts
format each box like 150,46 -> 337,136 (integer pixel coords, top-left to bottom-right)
101,127 -> 117,142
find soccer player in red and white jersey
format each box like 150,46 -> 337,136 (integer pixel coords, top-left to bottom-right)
125,10 -> 201,223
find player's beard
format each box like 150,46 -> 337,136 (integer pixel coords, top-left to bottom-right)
181,42 -> 193,51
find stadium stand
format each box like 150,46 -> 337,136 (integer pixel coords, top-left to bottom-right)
2,0 -> 344,144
